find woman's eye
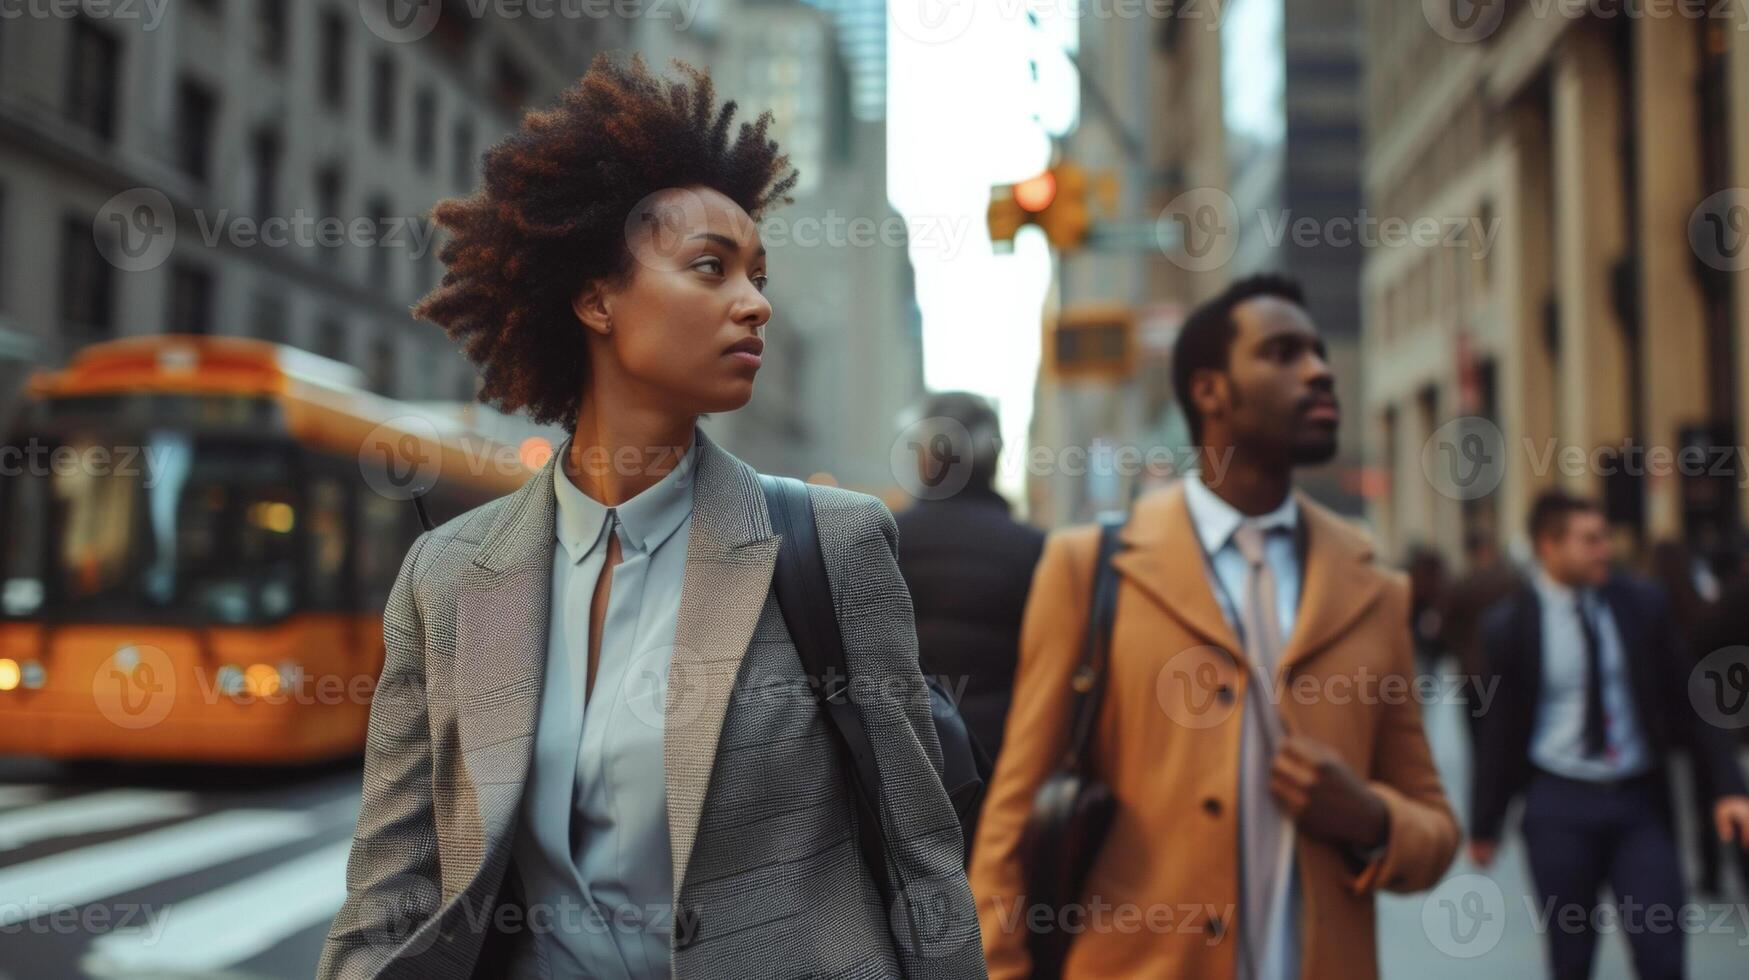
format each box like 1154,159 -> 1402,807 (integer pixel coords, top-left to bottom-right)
753,274 -> 769,291
693,256 -> 724,275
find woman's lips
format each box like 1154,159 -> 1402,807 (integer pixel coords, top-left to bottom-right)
728,350 -> 763,368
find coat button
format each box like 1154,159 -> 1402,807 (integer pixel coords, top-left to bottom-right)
1208,914 -> 1226,939
1202,797 -> 1222,816
1216,684 -> 1234,704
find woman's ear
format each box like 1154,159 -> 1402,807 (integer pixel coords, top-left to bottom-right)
572,282 -> 613,337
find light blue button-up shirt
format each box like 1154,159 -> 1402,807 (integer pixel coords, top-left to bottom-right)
1182,473 -> 1301,980
510,430 -> 699,979
1529,567 -> 1652,781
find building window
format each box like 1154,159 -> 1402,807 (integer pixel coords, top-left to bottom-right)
413,87 -> 437,172
251,288 -> 287,342
371,52 -> 398,145
320,9 -> 347,110
248,126 -> 281,218
257,0 -> 287,64
60,213 -> 115,339
493,52 -> 530,114
316,315 -> 345,361
66,18 -> 120,139
176,78 -> 218,182
167,262 -> 215,334
452,118 -> 474,191
369,333 -> 396,394
365,194 -> 391,286
314,162 -> 344,265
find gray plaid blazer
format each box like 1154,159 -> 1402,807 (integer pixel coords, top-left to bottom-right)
317,427 -> 985,980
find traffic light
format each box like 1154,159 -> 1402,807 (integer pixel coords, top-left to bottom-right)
988,163 -> 1093,251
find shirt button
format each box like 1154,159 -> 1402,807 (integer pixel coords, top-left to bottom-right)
1208,914 -> 1226,939
1216,684 -> 1235,704
1203,797 -> 1222,816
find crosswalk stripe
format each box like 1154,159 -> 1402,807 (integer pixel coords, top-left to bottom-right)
80,838 -> 353,977
0,789 -> 196,851
0,784 -> 53,809
0,808 -> 322,927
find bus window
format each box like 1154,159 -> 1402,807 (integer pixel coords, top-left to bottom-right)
18,430 -> 302,625
0,441 -> 47,617
304,472 -> 349,609
356,488 -> 418,610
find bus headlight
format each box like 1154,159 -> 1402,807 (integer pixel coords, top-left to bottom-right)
244,663 -> 281,698
0,658 -> 19,692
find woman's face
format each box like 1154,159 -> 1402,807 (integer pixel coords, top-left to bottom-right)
578,185 -> 771,416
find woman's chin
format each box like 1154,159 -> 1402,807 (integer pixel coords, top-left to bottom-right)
696,380 -> 756,415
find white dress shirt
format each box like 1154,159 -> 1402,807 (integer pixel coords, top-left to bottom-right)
511,430 -> 699,979
1528,567 -> 1651,781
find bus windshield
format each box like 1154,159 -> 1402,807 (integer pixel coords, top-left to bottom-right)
1,429 -> 302,625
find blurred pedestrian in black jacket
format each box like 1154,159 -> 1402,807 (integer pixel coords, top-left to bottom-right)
894,391 -> 1044,786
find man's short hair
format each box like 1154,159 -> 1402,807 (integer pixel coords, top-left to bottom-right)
912,390 -> 1002,489
1527,490 -> 1601,544
1171,274 -> 1307,443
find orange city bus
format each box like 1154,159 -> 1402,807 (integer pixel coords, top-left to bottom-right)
0,334 -> 539,763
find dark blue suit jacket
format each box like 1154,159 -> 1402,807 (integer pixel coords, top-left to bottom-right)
1469,571 -> 1748,841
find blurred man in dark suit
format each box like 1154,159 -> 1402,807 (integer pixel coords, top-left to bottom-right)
1471,491 -> 1749,979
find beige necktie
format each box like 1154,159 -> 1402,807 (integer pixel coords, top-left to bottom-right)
1232,520 -> 1291,980
584,510 -> 623,705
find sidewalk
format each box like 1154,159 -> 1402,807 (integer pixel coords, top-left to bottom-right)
1376,679 -> 1749,978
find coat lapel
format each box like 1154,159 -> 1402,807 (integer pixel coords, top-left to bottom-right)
1109,482 -> 1389,680
1274,491 -> 1389,676
663,428 -> 781,899
1110,483 -> 1245,659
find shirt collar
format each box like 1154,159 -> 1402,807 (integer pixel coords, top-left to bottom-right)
1181,470 -> 1298,557
1533,565 -> 1589,609
552,428 -> 699,563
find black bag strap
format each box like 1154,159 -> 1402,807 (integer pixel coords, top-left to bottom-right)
1062,513 -> 1126,773
757,474 -> 900,911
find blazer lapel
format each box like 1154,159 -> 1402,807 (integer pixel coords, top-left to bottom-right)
664,428 -> 781,899
452,447 -> 562,863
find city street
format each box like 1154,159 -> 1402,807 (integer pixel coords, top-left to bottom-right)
0,758 -> 362,980
4,675 -> 1747,978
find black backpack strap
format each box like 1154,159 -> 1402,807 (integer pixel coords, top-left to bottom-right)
758,474 -> 899,911
1062,513 -> 1126,773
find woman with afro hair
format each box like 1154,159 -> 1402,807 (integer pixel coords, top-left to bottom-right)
317,55 -> 985,980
